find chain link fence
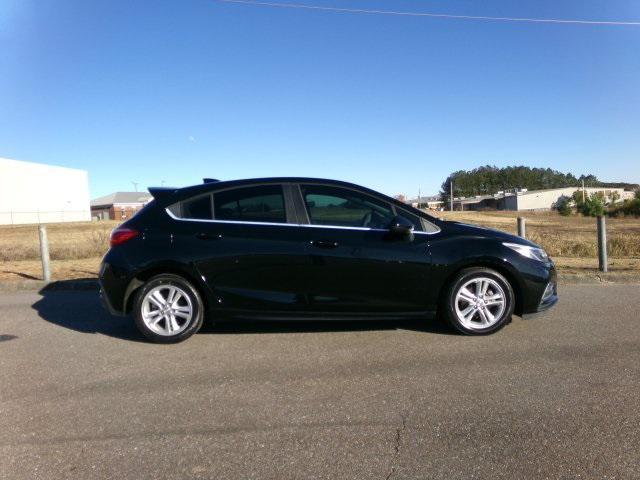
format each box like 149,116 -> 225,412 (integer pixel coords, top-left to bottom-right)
0,211 -> 91,225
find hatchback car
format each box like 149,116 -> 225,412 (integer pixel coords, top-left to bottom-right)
99,177 -> 557,343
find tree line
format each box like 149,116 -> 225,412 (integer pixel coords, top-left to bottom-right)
440,166 -> 638,199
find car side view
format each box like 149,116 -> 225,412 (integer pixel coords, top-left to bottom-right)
99,177 -> 557,343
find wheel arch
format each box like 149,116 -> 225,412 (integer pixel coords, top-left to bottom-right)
437,259 -> 524,316
123,263 -> 211,316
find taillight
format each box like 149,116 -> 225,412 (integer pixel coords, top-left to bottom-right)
110,227 -> 139,247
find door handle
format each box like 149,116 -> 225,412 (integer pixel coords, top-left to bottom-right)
196,232 -> 223,241
311,240 -> 339,249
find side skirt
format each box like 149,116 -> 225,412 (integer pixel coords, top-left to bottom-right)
213,309 -> 436,322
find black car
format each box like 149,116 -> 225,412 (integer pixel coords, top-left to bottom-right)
99,177 -> 557,343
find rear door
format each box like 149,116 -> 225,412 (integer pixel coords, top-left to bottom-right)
170,184 -> 311,313
295,183 -> 433,314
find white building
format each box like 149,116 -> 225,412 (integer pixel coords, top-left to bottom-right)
0,157 -> 91,225
454,186 -> 627,211
407,195 -> 444,210
502,186 -> 625,211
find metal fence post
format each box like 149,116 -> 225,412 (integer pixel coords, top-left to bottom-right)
597,215 -> 608,273
38,224 -> 52,283
517,217 -> 526,238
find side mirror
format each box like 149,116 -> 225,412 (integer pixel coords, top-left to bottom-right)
388,216 -> 414,240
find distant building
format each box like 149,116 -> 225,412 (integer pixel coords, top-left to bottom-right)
91,192 -> 152,220
452,186 -> 626,211
0,157 -> 90,225
407,195 -> 444,210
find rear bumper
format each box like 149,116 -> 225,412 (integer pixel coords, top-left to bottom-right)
100,285 -> 126,316
98,254 -> 131,316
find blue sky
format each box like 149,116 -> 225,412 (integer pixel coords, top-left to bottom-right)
1,0 -> 639,198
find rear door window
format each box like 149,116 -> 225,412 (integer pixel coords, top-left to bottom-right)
214,185 -> 286,223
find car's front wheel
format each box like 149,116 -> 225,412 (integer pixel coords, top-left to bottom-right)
133,274 -> 204,343
442,267 -> 514,335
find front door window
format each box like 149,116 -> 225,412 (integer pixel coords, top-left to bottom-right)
301,185 -> 394,229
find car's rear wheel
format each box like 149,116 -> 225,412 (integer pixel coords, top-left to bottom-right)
442,267 -> 514,335
133,274 -> 204,343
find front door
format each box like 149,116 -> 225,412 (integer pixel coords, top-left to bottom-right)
297,184 -> 432,314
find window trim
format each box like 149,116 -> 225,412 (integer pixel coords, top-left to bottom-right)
164,207 -> 438,234
164,181 -> 441,235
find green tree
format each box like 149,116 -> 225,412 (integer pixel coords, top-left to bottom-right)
579,194 -> 606,217
440,166 -> 599,199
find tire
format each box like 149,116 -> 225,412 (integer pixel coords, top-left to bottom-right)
441,267 -> 515,335
133,274 -> 204,343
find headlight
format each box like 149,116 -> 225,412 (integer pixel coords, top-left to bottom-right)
503,242 -> 549,262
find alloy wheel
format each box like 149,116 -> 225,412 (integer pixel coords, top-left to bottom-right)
454,277 -> 506,330
141,285 -> 193,336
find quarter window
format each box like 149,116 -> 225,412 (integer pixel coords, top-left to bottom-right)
301,185 -> 394,229
214,185 -> 286,223
181,195 -> 213,220
396,208 -> 424,232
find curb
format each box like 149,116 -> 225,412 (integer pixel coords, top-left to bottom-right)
0,279 -> 99,292
558,273 -> 640,285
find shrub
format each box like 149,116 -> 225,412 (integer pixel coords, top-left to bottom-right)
557,198 -> 572,216
608,198 -> 640,218
579,194 -> 605,217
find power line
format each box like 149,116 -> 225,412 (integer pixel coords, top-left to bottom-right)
213,0 -> 640,26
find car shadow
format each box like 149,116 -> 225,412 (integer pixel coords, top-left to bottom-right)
2,270 -> 40,280
32,280 -> 455,342
32,280 -> 146,343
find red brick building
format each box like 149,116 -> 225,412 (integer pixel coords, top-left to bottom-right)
90,192 -> 152,221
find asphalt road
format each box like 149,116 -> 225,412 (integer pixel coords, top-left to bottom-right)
1,284 -> 639,480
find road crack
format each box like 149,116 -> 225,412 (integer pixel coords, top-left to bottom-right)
385,414 -> 407,480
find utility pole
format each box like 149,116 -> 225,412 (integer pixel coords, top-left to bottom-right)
132,181 -> 138,192
450,180 -> 454,211
418,188 -> 421,209
582,179 -> 586,203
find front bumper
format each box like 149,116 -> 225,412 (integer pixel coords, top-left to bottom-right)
522,276 -> 558,319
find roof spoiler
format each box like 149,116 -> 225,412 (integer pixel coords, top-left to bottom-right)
203,178 -> 220,184
148,186 -> 178,205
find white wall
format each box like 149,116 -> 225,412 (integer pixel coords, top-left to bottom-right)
515,187 -> 625,211
0,157 -> 91,225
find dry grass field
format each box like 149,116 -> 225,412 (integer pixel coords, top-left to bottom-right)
0,211 -> 638,282
435,211 -> 640,258
0,221 -> 117,282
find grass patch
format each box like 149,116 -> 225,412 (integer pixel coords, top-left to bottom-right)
0,221 -> 117,261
